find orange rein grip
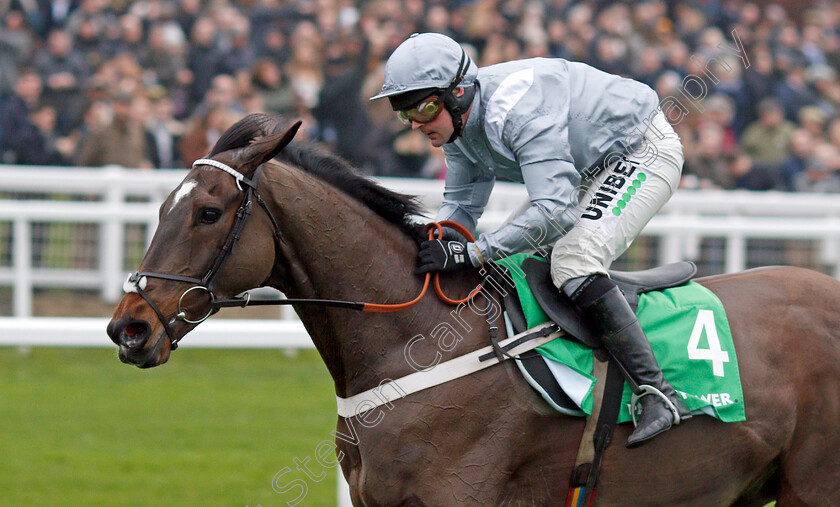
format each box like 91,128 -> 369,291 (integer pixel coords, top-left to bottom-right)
361,221 -> 483,312
362,273 -> 431,313
428,221 -> 484,305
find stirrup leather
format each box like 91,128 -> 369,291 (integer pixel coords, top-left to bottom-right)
630,385 -> 683,427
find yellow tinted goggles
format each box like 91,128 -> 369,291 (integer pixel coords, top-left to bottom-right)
397,97 -> 443,125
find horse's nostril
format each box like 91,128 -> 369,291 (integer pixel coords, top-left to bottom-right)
125,322 -> 146,337
115,320 -> 151,349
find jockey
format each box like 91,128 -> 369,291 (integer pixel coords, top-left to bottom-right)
371,32 -> 691,448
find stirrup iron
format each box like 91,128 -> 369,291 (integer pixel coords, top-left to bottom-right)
630,385 -> 682,427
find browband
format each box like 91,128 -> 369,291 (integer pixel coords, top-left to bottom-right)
193,158 -> 255,191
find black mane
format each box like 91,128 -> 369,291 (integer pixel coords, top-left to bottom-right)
210,113 -> 425,240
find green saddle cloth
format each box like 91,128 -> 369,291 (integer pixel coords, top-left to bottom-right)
496,254 -> 746,423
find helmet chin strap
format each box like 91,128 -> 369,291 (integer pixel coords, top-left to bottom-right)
447,111 -> 464,144
438,49 -> 476,144
444,82 -> 476,143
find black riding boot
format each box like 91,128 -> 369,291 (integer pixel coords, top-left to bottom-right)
567,275 -> 692,448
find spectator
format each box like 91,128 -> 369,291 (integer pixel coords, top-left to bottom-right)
799,18 -> 826,67
75,94 -> 151,168
793,143 -> 840,193
143,22 -> 187,88
219,21 -> 256,76
808,64 -> 840,120
113,14 -> 146,57
701,94 -> 737,152
0,70 -> 43,163
828,117 -> 840,150
778,129 -> 817,191
178,106 -> 238,167
313,38 -> 372,167
742,44 -> 777,126
144,89 -> 184,169
726,151 -> 781,191
73,15 -> 106,67
0,8 -> 35,95
32,28 -> 89,136
42,0 -> 81,38
174,0 -> 202,40
0,0 -> 838,190
186,17 -> 223,108
65,0 -> 111,39
774,55 -> 818,122
798,106 -> 826,139
194,74 -> 245,118
710,55 -> 751,136
284,21 -> 324,110
635,46 -> 665,88
255,25 -> 290,63
683,122 -> 732,189
251,58 -> 296,117
740,98 -> 796,168
662,39 -> 690,78
22,104 -> 73,165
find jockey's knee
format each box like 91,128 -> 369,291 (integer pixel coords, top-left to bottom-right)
550,245 -> 609,292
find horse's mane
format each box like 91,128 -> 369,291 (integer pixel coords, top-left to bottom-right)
210,113 -> 425,241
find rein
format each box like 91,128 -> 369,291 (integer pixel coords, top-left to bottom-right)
212,221 -> 482,312
124,157 -> 482,350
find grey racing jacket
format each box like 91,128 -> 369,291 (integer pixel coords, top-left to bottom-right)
436,57 -> 661,265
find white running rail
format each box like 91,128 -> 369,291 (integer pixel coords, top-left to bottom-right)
2,165 -> 840,318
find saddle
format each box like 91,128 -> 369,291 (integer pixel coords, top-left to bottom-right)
504,258 -> 697,414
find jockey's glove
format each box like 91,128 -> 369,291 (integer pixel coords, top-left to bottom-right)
415,239 -> 471,275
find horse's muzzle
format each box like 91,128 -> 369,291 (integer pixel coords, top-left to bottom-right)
107,316 -> 169,368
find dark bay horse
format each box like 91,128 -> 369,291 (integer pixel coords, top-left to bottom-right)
108,114 -> 840,505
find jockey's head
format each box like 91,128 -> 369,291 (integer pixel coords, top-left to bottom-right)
370,33 -> 477,143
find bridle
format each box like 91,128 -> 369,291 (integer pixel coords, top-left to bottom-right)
123,157 -> 483,351
124,158 -> 282,349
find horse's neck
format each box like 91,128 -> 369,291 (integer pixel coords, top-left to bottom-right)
263,166 -> 491,397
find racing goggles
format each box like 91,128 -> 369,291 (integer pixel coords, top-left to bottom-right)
397,97 -> 443,125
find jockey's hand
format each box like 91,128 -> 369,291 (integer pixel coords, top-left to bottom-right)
415,240 -> 471,275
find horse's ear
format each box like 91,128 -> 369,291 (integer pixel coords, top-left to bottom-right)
239,120 -> 302,170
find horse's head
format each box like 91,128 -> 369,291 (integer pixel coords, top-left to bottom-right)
107,116 -> 301,367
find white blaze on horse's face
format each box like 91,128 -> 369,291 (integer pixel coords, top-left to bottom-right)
169,179 -> 198,215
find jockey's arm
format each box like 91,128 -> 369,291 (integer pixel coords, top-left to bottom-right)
456,114 -> 581,265
434,146 -> 494,242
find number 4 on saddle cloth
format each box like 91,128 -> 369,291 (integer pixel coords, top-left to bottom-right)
494,254 -> 746,424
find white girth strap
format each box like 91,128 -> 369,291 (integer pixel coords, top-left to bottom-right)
193,158 -> 246,190
335,322 -> 562,418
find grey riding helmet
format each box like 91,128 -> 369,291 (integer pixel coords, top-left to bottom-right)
370,32 -> 478,143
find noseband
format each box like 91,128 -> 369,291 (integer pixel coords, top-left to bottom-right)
123,159 -> 282,350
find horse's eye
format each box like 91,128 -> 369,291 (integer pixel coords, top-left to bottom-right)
199,208 -> 222,224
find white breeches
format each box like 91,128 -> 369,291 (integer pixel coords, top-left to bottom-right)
550,109 -> 684,289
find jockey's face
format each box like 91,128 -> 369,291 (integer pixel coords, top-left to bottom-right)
408,88 -> 466,148
410,97 -> 453,148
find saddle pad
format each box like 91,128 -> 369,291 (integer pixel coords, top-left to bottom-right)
496,254 -> 746,423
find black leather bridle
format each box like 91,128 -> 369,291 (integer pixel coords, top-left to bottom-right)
124,158 -> 282,350
124,156 -> 480,351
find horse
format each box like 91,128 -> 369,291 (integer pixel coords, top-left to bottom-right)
107,113 -> 840,506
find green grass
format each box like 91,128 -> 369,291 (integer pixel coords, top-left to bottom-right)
0,347 -> 338,506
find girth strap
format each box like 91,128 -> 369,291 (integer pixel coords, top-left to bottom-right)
335,322 -> 561,418
566,357 -> 624,507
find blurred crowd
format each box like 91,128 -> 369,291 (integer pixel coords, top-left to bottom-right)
1,0 -> 840,191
